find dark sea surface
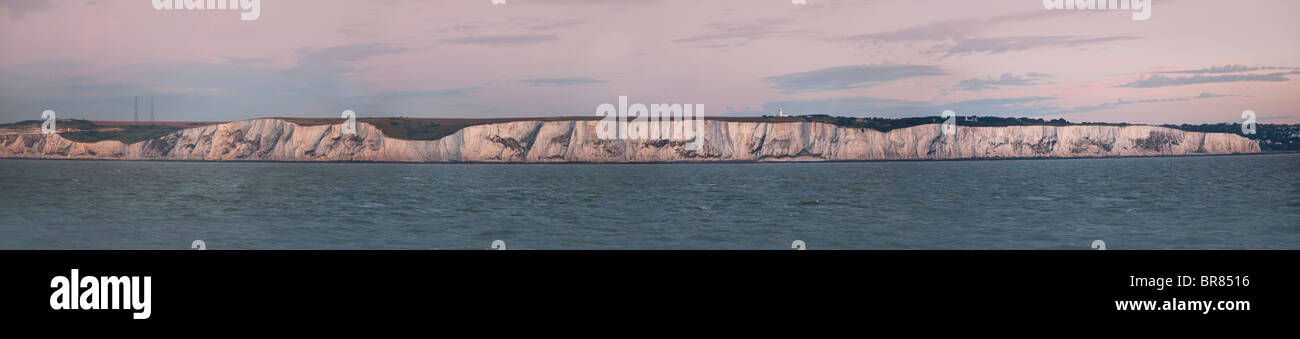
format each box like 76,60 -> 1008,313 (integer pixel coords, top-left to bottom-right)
1,154 -> 1296,249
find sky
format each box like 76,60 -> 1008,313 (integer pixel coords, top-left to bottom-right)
0,0 -> 1297,124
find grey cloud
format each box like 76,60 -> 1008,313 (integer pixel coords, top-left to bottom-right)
0,0 -> 52,19
741,91 -> 1229,119
283,43 -> 416,86
0,60 -> 474,123
441,34 -> 558,46
748,96 -> 1056,118
841,10 -> 1061,44
954,73 -> 1052,91
426,17 -> 580,48
363,88 -> 482,101
1156,64 -> 1295,74
938,36 -> 1138,57
1057,92 -> 1233,114
675,19 -> 806,47
842,19 -> 971,44
839,11 -> 1136,57
527,0 -> 661,5
226,57 -> 275,65
1119,72 -> 1291,88
294,43 -> 411,66
518,78 -> 608,87
763,64 -> 946,93
519,18 -> 587,31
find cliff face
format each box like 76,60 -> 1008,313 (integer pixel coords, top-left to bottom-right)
0,119 -> 1261,162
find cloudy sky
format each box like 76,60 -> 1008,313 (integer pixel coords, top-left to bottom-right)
1,0 -> 1297,124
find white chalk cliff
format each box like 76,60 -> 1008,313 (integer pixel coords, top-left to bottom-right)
0,118 -> 1261,162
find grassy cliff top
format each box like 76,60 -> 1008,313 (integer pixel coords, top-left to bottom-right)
0,120 -> 213,144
